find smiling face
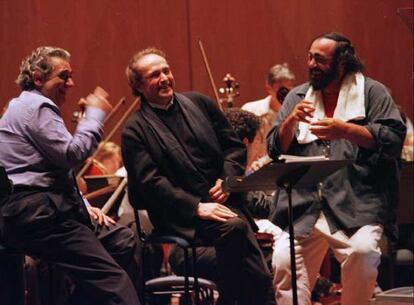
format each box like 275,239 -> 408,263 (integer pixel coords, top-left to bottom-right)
307,38 -> 340,90
134,53 -> 175,105
36,56 -> 74,105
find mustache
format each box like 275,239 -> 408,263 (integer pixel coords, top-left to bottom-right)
309,67 -> 323,74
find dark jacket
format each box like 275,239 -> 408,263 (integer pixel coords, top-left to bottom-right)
267,77 -> 406,239
122,92 -> 248,239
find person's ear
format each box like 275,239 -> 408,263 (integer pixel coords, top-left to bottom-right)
33,71 -> 44,88
242,137 -> 249,147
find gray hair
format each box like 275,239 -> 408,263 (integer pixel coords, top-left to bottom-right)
16,46 -> 71,90
266,63 -> 295,85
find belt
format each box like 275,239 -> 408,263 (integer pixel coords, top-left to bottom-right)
12,185 -> 55,193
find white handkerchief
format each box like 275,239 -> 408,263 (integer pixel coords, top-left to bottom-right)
297,72 -> 365,144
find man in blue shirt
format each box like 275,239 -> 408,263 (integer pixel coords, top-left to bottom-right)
0,46 -> 140,305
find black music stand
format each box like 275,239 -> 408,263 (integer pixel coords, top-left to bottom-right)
223,159 -> 352,305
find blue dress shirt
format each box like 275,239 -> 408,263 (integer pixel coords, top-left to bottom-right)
0,90 -> 105,190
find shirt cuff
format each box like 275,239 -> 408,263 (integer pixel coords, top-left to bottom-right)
85,107 -> 106,124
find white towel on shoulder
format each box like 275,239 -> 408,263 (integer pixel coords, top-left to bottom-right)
297,72 -> 366,144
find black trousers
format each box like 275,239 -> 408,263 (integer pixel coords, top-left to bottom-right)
0,190 -> 140,305
192,209 -> 272,305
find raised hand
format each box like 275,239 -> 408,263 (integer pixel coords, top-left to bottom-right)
85,86 -> 113,114
289,100 -> 316,124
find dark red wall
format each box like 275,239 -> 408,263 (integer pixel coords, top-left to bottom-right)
1,0 -> 412,142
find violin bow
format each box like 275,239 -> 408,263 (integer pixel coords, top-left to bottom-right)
198,39 -> 223,112
76,97 -> 140,179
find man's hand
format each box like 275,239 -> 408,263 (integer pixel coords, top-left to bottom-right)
278,100 -> 316,153
310,118 -> 376,149
87,206 -> 116,227
85,86 -> 113,114
250,155 -> 272,173
309,118 -> 348,140
196,203 -> 238,222
288,100 -> 316,124
208,179 -> 229,204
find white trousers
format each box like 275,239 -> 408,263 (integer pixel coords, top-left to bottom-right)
272,213 -> 383,305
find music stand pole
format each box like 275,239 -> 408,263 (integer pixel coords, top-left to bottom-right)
284,182 -> 298,305
222,159 -> 352,305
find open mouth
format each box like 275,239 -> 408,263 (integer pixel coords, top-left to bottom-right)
158,84 -> 172,92
310,69 -> 322,77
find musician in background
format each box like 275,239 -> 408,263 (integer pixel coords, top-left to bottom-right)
242,63 -> 295,169
0,47 -> 140,305
86,141 -> 123,175
267,32 -> 406,305
122,47 -> 272,305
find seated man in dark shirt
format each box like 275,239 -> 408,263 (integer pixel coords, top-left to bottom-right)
122,47 -> 272,305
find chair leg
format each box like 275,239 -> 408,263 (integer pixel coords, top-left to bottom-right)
191,247 -> 200,305
183,247 -> 191,305
20,255 -> 28,305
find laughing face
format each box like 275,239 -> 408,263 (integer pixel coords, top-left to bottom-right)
38,56 -> 74,105
135,53 -> 175,105
307,38 -> 338,90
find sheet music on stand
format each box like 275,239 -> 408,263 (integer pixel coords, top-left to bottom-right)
223,157 -> 352,193
278,154 -> 328,163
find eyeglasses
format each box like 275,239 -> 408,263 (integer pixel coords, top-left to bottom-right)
308,53 -> 332,65
56,70 -> 73,82
48,70 -> 73,83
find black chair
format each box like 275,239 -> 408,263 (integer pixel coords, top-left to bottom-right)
133,208 -> 217,305
378,161 -> 414,290
0,166 -> 28,305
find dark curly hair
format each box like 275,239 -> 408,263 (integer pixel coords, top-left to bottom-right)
224,108 -> 261,143
311,32 -> 365,75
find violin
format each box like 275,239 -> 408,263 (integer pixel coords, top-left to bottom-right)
198,40 -> 242,111
84,159 -> 108,176
219,73 -> 240,108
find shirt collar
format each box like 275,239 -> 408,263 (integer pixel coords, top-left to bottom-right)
147,96 -> 174,111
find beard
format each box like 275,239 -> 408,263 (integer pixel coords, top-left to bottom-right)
309,61 -> 338,90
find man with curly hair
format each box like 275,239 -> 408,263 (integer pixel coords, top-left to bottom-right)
0,46 -> 140,305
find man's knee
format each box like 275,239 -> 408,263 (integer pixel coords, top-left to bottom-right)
223,217 -> 249,237
272,238 -> 291,273
120,226 -> 137,250
349,241 -> 381,262
107,225 -> 137,258
344,241 -> 381,279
